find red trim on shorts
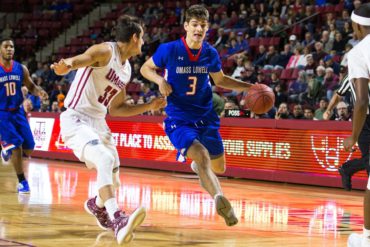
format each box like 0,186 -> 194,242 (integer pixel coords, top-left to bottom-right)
71,68 -> 93,109
0,60 -> 13,72
181,37 -> 202,62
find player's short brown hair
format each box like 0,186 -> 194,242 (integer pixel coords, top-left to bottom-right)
116,15 -> 143,43
185,5 -> 209,22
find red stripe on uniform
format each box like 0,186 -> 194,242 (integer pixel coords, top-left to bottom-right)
71,68 -> 93,109
68,67 -> 88,108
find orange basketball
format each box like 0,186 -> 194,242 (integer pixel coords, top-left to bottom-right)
244,84 -> 275,114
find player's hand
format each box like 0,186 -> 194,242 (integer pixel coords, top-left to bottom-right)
50,59 -> 72,75
343,135 -> 356,152
158,79 -> 172,97
323,110 -> 332,120
39,89 -> 48,100
149,97 -> 167,110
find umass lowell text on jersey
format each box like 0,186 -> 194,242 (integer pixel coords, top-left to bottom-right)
152,37 -> 221,122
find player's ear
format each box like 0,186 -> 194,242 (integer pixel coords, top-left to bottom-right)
132,33 -> 138,43
184,21 -> 189,32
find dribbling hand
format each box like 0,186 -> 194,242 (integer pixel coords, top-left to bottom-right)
149,97 -> 167,110
50,59 -> 72,75
158,79 -> 172,97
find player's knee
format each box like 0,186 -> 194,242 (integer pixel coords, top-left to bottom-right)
212,163 -> 226,174
195,149 -> 210,169
23,149 -> 33,157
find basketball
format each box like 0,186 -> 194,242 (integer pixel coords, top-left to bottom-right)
244,84 -> 275,114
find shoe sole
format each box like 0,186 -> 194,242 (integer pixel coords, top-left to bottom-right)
84,200 -> 110,231
215,195 -> 238,227
18,190 -> 30,194
117,207 -> 146,245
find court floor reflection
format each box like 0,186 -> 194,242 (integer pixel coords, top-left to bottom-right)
0,159 -> 363,246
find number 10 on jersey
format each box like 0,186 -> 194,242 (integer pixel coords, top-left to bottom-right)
5,82 -> 16,96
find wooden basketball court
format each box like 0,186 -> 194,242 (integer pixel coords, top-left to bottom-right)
0,158 -> 362,246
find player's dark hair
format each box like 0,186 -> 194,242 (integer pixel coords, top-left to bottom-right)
354,3 -> 370,18
0,37 -> 14,46
185,5 -> 209,22
115,15 -> 143,43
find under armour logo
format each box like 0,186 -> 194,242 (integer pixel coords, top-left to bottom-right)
178,56 -> 184,60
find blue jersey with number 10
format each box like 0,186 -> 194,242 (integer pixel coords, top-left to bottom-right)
0,61 -> 24,111
152,37 -> 221,122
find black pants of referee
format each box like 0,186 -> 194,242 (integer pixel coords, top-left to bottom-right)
340,115 -> 370,186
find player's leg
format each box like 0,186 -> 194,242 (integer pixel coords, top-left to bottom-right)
0,113 -> 30,193
210,154 -> 226,174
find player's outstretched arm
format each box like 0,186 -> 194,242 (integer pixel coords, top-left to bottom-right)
50,43 -> 112,75
140,57 -> 172,96
22,65 -> 48,99
210,70 -> 252,92
323,93 -> 342,120
109,88 -> 167,117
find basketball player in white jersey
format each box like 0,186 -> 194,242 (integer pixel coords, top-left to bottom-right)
50,15 -> 166,245
343,3 -> 370,247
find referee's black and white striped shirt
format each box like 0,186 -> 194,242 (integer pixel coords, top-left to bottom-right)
336,73 -> 370,114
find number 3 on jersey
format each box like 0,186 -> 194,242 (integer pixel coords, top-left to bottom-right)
186,76 -> 197,95
5,82 -> 16,96
98,85 -> 118,106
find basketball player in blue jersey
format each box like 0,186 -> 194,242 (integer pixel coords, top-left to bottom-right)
141,5 -> 252,226
0,38 -> 48,193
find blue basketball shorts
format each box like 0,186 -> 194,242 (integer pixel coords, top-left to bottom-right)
164,116 -> 224,161
0,109 -> 35,152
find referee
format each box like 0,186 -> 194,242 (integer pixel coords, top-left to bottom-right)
324,73 -> 370,191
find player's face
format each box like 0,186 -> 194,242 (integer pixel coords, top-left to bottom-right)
184,18 -> 208,43
0,40 -> 14,61
133,27 -> 144,55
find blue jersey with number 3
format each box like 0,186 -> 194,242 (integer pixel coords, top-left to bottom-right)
152,37 -> 221,122
0,61 -> 24,111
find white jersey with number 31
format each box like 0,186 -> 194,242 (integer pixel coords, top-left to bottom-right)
64,42 -> 131,118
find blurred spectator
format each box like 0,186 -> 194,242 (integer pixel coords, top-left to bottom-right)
322,67 -> 339,100
304,107 -> 314,120
304,54 -> 316,73
212,92 -> 225,116
332,32 -> 346,54
50,101 -> 61,113
277,44 -> 293,68
292,104 -> 304,119
140,83 -> 156,103
312,42 -> 328,62
286,46 -> 306,69
253,45 -> 267,67
273,83 -> 288,108
324,55 -> 341,74
302,32 -> 315,49
1,23 -> 12,38
288,35 -> 300,52
275,102 -> 291,119
235,32 -> 249,53
263,45 -> 282,70
335,101 -> 351,121
26,94 -> 41,112
231,56 -> 245,79
314,98 -> 329,120
241,63 -> 257,84
288,70 -> 308,103
221,99 -> 239,117
307,70 -> 322,104
213,28 -> 228,50
320,30 -> 334,53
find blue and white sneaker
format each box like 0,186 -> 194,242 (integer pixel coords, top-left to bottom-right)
17,180 -> 30,194
1,149 -> 12,165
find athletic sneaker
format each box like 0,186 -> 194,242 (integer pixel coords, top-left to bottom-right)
84,197 -> 112,230
348,233 -> 370,247
215,194 -> 238,226
1,149 -> 11,165
113,207 -> 146,245
338,166 -> 352,191
17,180 -> 30,194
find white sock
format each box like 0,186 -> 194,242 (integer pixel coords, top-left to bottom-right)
95,195 -> 105,208
104,198 -> 120,220
213,193 -> 223,200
